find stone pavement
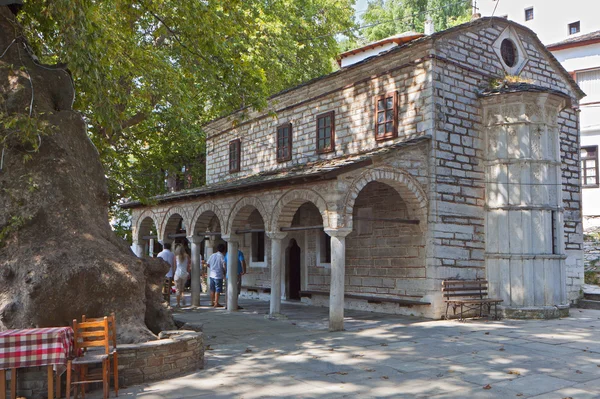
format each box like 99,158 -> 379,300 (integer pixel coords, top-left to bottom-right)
93,295 -> 600,398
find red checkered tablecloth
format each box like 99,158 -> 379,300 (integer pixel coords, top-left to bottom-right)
0,327 -> 74,370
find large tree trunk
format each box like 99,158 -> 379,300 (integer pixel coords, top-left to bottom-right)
0,6 -> 175,343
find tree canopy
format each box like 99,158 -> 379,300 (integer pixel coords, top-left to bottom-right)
359,0 -> 471,42
15,1 -> 356,213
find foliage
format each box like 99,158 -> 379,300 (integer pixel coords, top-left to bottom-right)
584,270 -> 599,285
359,0 -> 471,43
15,0 -> 356,213
0,214 -> 31,247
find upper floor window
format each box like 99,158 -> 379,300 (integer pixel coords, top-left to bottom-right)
229,139 -> 241,173
524,7 -> 533,21
582,146 -> 599,188
375,91 -> 398,140
569,21 -> 580,35
316,111 -> 335,153
576,68 -> 600,102
276,123 -> 292,162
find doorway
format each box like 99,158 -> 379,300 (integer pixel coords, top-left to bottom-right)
288,239 -> 301,300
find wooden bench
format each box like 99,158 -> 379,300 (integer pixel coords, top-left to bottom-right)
299,290 -> 430,308
442,279 -> 503,320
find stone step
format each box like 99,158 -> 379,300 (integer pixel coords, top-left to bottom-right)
578,299 -> 600,310
584,293 -> 600,301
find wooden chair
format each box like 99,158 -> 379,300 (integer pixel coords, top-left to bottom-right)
66,317 -> 110,399
82,313 -> 118,397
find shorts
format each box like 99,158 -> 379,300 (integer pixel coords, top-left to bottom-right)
210,278 -> 224,293
174,274 -> 188,295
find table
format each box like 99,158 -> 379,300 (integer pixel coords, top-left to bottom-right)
0,327 -> 74,399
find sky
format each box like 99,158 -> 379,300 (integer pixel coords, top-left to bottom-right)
354,0 -> 369,17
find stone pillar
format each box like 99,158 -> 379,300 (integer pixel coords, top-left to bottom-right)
325,228 -> 352,331
481,90 -> 569,319
267,232 -> 287,316
222,235 -> 239,311
131,240 -> 145,258
148,239 -> 155,257
187,236 -> 203,307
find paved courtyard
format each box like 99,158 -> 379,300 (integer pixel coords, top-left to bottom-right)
100,295 -> 600,398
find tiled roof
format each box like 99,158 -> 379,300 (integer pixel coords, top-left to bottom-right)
119,135 -> 431,209
547,30 -> 600,50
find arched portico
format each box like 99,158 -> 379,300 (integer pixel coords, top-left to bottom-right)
270,189 -> 329,232
342,167 -> 429,231
160,206 -> 190,243
132,211 -> 160,257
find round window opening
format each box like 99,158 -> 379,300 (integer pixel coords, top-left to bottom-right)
500,39 -> 518,68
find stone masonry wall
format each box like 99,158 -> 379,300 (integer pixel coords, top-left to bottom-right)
345,181 -> 426,299
204,43 -> 434,184
430,19 -> 583,306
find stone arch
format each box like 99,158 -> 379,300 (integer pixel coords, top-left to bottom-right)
189,202 -> 226,234
270,189 -> 330,232
159,206 -> 191,242
133,210 -> 159,242
343,167 -> 428,231
226,196 -> 270,236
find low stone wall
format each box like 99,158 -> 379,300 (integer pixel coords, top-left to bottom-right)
118,330 -> 204,386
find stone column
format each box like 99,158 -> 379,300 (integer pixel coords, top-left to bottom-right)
222,235 -> 239,311
267,232 -> 287,316
187,236 -> 203,307
481,90 -> 569,319
325,228 -> 352,331
131,240 -> 145,258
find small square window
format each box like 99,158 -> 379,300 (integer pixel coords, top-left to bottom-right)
581,146 -> 599,188
525,7 -> 533,21
276,123 -> 292,162
569,21 -> 580,35
374,91 -> 398,140
229,139 -> 241,173
316,111 -> 335,153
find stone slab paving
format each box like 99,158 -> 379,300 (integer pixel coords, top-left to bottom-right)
90,295 -> 600,398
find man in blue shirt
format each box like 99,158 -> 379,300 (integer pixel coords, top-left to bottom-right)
224,249 -> 247,309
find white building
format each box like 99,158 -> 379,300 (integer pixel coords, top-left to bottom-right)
478,0 -> 600,230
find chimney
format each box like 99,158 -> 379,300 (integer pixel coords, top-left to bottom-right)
424,15 -> 434,35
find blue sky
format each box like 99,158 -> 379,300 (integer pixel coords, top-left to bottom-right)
354,0 -> 369,16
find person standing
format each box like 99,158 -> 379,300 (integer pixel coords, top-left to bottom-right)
173,244 -> 191,308
207,243 -> 227,308
224,249 -> 247,309
157,243 -> 175,293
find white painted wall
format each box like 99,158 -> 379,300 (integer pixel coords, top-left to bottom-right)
476,0 -> 600,45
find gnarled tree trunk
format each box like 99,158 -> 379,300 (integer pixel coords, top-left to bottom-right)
0,6 -> 175,343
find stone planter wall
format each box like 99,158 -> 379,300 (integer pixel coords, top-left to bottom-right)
118,330 -> 204,386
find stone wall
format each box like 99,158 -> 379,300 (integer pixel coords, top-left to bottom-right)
204,43 -> 434,184
117,330 -> 204,386
430,19 -> 583,305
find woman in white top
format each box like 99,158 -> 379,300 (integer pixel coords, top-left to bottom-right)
173,244 -> 191,308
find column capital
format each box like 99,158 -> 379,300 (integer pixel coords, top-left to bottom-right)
186,235 -> 204,244
324,228 -> 352,238
221,234 -> 240,243
266,231 -> 287,241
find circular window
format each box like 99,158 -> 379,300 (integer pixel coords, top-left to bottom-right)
500,39 -> 518,68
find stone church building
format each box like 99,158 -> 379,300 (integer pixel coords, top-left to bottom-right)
122,17 -> 585,330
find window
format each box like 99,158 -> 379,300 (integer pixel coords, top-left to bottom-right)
581,146 -> 599,188
524,7 -> 533,21
229,139 -> 241,173
375,91 -> 398,140
576,69 -> 600,103
318,230 -> 331,264
252,232 -> 265,262
276,123 -> 292,162
500,39 -> 518,68
316,111 -> 335,153
569,21 -> 580,35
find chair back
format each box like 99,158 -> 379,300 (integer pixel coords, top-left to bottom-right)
82,313 -> 117,351
73,316 -> 110,356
